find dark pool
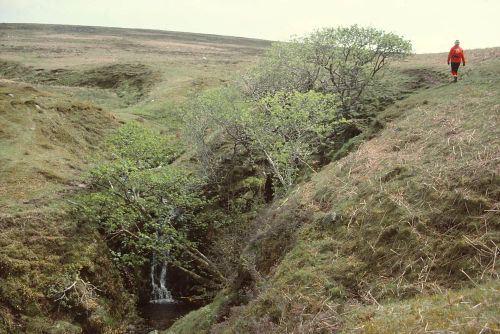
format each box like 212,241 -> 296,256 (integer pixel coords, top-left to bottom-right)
139,301 -> 199,332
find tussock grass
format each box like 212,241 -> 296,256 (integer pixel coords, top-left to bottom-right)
0,207 -> 137,333
342,280 -> 500,333
168,49 -> 500,333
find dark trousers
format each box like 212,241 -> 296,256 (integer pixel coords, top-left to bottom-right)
451,62 -> 461,76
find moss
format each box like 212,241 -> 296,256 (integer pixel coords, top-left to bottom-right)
23,318 -> 83,334
165,291 -> 236,334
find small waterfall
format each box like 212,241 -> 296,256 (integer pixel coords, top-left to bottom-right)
150,254 -> 174,304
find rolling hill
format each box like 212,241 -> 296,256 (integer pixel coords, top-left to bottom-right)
0,23 -> 498,334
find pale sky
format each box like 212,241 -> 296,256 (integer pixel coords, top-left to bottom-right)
1,0 -> 499,53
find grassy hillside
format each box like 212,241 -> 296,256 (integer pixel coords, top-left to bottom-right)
0,80 -> 118,209
0,79 -> 135,333
1,23 -> 498,334
165,49 -> 500,333
0,23 -> 269,333
0,23 -> 270,124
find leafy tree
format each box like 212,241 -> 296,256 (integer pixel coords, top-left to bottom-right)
183,88 -> 343,191
181,88 -> 251,183
76,123 -> 225,288
242,39 -> 319,99
245,90 -> 341,189
243,25 -> 412,116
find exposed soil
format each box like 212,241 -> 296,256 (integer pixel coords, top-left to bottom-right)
402,68 -> 448,89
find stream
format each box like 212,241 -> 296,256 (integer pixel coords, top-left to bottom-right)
138,255 -> 198,332
139,301 -> 198,332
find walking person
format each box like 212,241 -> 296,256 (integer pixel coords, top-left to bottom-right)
447,40 -> 466,82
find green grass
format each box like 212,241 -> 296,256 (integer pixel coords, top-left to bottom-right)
0,81 -> 118,210
342,280 -> 500,333
166,291 -> 237,334
169,50 -> 500,333
0,23 -> 268,332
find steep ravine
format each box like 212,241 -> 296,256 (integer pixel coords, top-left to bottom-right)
164,52 -> 500,333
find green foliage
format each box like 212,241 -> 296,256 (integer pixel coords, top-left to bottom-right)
77,123 -> 205,269
184,88 -> 343,191
247,90 -> 342,189
182,88 -> 251,181
244,25 -> 412,115
242,39 -> 319,97
105,122 -> 179,168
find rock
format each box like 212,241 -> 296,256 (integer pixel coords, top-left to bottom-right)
320,212 -> 338,226
148,330 -> 159,334
7,93 -> 14,98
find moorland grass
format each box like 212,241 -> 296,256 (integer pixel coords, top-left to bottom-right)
166,50 -> 500,334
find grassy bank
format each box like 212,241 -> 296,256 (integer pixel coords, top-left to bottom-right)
166,49 -> 500,333
0,23 -> 268,332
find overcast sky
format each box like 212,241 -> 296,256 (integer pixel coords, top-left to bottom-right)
1,0 -> 499,53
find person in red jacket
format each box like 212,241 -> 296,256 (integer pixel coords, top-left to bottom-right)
448,40 -> 466,82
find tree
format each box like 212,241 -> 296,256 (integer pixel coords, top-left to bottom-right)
243,25 -> 412,116
76,123 -> 226,288
242,39 -> 319,99
183,88 -> 343,192
182,88 -> 251,183
245,90 -> 341,190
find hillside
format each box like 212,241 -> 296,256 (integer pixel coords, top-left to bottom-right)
0,23 -> 269,333
166,50 -> 500,333
0,23 -> 270,124
0,23 -> 498,334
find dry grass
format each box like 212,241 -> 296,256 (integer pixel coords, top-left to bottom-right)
0,23 -> 269,68
342,280 -> 500,333
168,49 -> 500,334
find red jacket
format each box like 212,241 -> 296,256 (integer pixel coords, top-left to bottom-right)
448,45 -> 466,64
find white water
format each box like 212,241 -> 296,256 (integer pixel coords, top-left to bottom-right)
150,256 -> 174,304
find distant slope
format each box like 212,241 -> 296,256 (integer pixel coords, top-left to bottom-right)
0,23 -> 272,47
0,60 -> 159,105
0,23 -> 271,125
166,49 -> 500,333
0,23 -> 271,68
